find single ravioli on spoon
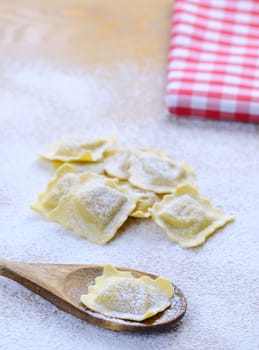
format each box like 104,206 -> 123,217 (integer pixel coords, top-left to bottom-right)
81,265 -> 174,321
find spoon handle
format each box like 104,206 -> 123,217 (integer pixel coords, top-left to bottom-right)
0,259 -> 41,293
0,259 -> 78,316
0,259 -> 67,294
0,259 -> 20,279
0,259 -> 98,324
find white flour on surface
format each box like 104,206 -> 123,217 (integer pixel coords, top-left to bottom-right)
0,60 -> 258,350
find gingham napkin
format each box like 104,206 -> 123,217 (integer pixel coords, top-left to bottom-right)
166,0 -> 259,123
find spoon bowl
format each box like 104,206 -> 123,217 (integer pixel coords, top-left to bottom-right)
0,259 -> 187,331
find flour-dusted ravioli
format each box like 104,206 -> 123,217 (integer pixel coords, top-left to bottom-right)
113,181 -> 160,218
31,163 -> 79,217
40,135 -> 116,162
151,184 -> 234,248
104,148 -> 130,180
128,149 -> 195,194
80,265 -> 174,321
48,172 -> 136,244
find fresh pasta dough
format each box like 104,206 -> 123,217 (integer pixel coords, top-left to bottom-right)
40,136 -> 115,162
128,149 -> 195,194
80,265 -> 174,321
151,184 -> 234,248
32,166 -> 136,244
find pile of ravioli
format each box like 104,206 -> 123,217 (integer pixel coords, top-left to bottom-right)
32,136 -> 234,248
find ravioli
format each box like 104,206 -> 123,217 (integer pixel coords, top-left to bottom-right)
40,135 -> 116,162
33,136 -> 233,248
104,149 -> 130,180
32,167 -> 136,244
151,184 -> 234,248
128,149 -> 195,194
48,172 -> 135,244
80,265 -> 174,321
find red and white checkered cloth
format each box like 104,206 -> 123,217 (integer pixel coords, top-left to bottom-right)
166,0 -> 259,123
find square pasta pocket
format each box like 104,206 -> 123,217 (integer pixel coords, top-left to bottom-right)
151,184 -> 234,248
32,166 -> 136,244
128,149 -> 195,194
48,172 -> 135,244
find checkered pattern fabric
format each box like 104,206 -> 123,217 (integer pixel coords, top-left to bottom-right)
166,0 -> 259,123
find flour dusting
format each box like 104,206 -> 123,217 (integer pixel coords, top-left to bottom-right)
0,59 -> 258,350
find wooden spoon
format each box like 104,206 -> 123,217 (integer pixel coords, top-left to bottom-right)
0,259 -> 187,332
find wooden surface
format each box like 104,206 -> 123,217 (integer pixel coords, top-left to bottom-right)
0,259 -> 187,332
0,0 -> 172,65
